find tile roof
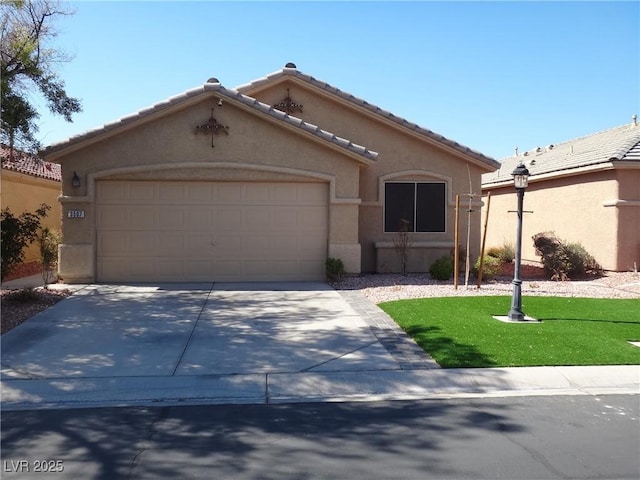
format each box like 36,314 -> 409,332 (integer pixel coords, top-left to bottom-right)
43,81 -> 378,164
1,145 -> 61,181
482,121 -> 640,186
236,65 -> 500,170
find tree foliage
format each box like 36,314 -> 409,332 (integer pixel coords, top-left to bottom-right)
1,203 -> 50,279
1,0 -> 81,158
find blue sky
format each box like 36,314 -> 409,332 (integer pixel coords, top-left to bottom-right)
35,1 -> 639,160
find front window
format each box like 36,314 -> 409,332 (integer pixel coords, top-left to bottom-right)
384,182 -> 446,232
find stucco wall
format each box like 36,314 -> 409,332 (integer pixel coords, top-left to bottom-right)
614,168 -> 640,271
250,80 -> 488,272
0,170 -> 61,265
481,169 -> 633,271
52,94 -> 365,282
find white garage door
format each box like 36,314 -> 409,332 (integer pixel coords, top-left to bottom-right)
96,181 -> 328,282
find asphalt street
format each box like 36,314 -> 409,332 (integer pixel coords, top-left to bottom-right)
2,394 -> 638,480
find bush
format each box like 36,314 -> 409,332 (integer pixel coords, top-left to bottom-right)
486,241 -> 515,264
532,231 -> 601,280
39,227 -> 61,286
429,255 -> 453,281
1,204 -> 50,279
472,255 -> 502,280
325,257 -> 345,283
498,241 -> 515,263
565,242 -> 602,277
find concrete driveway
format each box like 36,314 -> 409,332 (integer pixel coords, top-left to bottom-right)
1,282 -> 435,409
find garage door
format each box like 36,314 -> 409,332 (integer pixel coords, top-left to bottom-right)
96,181 -> 328,282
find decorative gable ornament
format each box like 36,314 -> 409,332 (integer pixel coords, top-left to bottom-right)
195,106 -> 229,147
274,88 -> 303,115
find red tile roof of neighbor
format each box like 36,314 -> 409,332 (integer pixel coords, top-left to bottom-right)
1,145 -> 61,182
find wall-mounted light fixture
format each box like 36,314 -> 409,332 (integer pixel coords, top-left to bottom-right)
72,171 -> 81,188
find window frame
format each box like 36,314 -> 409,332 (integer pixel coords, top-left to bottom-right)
383,181 -> 447,233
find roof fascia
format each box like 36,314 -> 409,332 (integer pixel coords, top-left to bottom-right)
481,161 -> 624,190
45,83 -> 377,166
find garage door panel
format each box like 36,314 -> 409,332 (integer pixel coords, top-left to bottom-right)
97,206 -> 126,228
187,208 -> 214,229
158,183 -> 186,202
158,233 -> 185,256
129,206 -> 156,228
97,232 -> 127,256
97,181 -> 328,282
128,232 -> 157,255
98,182 -> 127,202
128,183 -> 155,202
216,207 -> 242,230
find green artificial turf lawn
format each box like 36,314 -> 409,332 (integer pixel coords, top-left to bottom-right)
379,296 -> 640,368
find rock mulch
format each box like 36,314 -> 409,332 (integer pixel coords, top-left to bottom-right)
334,271 -> 640,304
1,288 -> 71,334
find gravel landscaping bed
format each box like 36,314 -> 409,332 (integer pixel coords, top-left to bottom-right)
1,287 -> 72,334
334,271 -> 640,304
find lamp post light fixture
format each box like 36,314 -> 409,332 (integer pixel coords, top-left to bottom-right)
508,162 -> 530,321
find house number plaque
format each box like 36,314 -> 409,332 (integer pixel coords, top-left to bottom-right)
67,210 -> 85,218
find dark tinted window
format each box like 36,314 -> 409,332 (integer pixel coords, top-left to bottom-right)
384,182 -> 446,232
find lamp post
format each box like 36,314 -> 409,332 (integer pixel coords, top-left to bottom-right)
508,162 -> 530,321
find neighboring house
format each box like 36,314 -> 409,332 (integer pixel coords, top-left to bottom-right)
481,119 -> 640,272
1,145 -> 62,278
44,63 -> 499,283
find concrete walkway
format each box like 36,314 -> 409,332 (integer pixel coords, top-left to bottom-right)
1,281 -> 638,411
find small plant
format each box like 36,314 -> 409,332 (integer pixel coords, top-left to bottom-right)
472,255 -> 502,280
498,241 -> 515,263
486,241 -> 515,264
393,219 -> 412,274
429,255 -> 453,281
325,257 -> 345,283
39,227 -> 61,286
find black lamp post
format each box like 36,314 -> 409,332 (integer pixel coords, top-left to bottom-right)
508,162 -> 530,321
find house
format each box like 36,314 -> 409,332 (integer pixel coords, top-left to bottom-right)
1,145 -> 62,279
481,118 -> 640,272
44,63 -> 499,283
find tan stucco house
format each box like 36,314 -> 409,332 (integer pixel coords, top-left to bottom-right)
1,146 -> 62,278
482,119 -> 640,272
45,63 -> 499,283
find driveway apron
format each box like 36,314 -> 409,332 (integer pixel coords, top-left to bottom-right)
1,282 -> 431,383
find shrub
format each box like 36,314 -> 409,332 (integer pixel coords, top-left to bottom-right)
532,231 -> 601,280
472,255 -> 502,280
1,204 -> 50,279
429,255 -> 453,281
39,227 -> 61,286
565,242 -> 602,277
325,257 -> 345,283
498,241 -> 515,264
486,241 -> 515,264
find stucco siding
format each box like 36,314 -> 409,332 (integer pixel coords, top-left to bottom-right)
482,171 -> 622,271
1,171 -> 61,264
250,80 -> 487,273
614,168 -> 640,271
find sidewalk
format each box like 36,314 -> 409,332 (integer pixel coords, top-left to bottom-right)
2,365 -> 638,411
